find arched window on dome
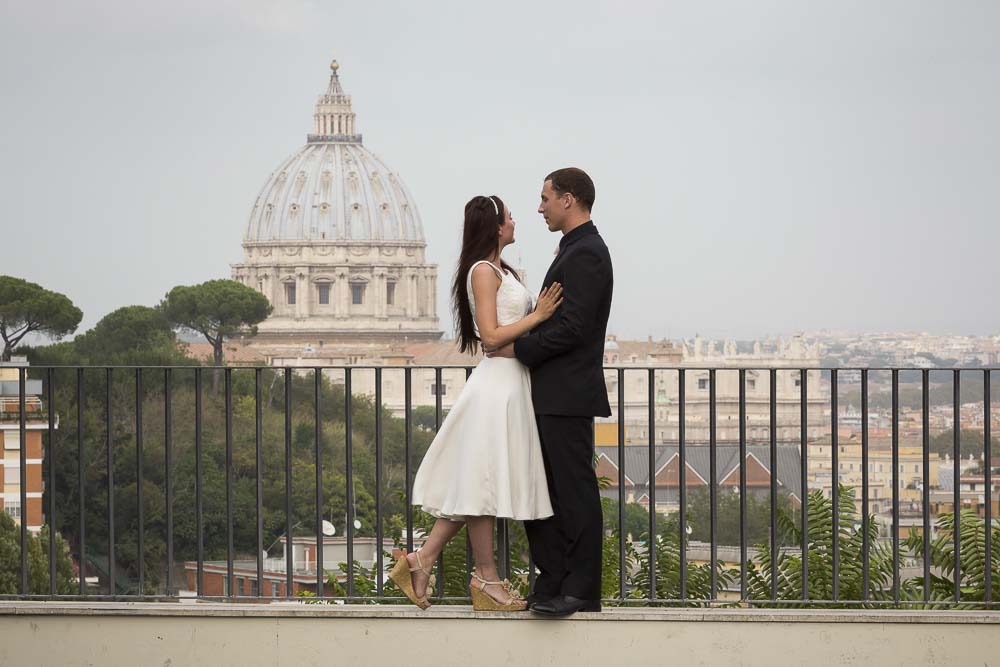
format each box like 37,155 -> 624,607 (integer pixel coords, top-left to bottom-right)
284,282 -> 296,305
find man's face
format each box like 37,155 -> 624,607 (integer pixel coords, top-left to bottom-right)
538,179 -> 567,232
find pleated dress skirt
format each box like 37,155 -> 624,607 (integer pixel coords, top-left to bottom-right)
411,356 -> 554,521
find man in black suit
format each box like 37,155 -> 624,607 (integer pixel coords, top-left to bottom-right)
488,167 -> 613,616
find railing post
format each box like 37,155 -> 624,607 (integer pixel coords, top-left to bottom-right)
375,367 -> 385,597
77,368 -> 86,596
315,368 -> 325,598
345,367 -> 355,599
739,369 -> 747,601
647,368 -> 656,602
164,369 -> 172,596
710,368 -> 718,601
19,367 -> 28,595
404,368 -> 413,555
617,367 -> 626,602
953,370 -> 961,603
830,368 -> 839,602
861,369 -> 870,601
47,368 -> 56,595
891,369 -> 900,603
285,368 -> 293,598
769,368 -> 777,601
255,368 -> 264,597
136,368 -> 144,597
799,369 -> 807,601
106,368 -> 115,595
984,370 -> 992,606
678,368 -> 687,602
225,368 -> 234,599
922,369 -> 930,603
195,368 -> 203,597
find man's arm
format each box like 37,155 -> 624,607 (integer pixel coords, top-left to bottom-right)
513,248 -> 609,368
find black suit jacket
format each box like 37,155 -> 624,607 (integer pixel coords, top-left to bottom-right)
514,221 -> 613,417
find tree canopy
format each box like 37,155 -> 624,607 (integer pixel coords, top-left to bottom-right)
161,280 -> 271,366
75,305 -> 189,365
0,276 -> 82,361
24,305 -> 194,367
0,514 -> 77,595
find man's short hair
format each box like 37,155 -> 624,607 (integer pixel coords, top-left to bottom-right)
545,167 -> 595,212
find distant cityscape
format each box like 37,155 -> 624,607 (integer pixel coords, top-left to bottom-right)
800,330 -> 1000,368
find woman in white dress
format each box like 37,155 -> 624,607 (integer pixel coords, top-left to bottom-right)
389,194 -> 562,611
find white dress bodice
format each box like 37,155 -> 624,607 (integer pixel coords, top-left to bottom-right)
466,260 -> 534,333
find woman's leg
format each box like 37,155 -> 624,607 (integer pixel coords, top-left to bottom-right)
467,515 -> 517,603
406,517 -> 464,598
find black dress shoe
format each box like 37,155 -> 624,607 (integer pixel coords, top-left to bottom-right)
526,592 -> 555,609
529,595 -> 601,617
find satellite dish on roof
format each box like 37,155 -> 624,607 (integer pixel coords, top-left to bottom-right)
322,520 -> 336,536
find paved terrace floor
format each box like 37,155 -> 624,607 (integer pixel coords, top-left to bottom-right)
3,603 -> 999,666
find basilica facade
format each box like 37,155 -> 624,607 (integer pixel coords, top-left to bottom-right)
231,59 -> 443,362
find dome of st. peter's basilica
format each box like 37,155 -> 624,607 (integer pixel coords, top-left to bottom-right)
231,58 -> 443,361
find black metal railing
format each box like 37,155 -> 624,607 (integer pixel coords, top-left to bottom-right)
0,364 -> 996,608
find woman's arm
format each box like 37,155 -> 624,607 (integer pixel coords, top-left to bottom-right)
470,263 -> 562,351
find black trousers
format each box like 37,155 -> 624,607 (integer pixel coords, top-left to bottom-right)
524,414 -> 603,601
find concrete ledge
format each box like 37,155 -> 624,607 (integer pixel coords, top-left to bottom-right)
3,603 -> 999,667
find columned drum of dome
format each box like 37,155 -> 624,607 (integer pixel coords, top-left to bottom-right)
232,58 -> 443,355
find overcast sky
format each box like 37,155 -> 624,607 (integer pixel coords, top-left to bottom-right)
2,1 -> 997,342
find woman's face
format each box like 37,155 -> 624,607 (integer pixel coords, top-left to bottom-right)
499,205 -> 516,246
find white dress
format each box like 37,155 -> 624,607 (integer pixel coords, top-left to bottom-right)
411,261 -> 554,521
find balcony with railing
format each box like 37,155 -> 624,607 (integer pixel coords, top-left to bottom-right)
1,364 -> 998,665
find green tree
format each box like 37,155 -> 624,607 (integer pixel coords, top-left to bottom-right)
412,406 -> 447,431
601,498 -> 652,542
683,486 -> 797,547
21,340 -> 80,367
904,509 -> 1000,605
929,429 -> 999,461
24,306 -> 196,368
627,527 -> 735,605
0,514 -> 77,595
0,276 -> 82,361
747,485 -> 894,606
73,306 -> 183,363
161,280 -> 271,392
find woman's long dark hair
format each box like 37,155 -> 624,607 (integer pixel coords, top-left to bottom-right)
452,195 -> 520,354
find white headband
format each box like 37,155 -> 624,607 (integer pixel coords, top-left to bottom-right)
485,195 -> 499,217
